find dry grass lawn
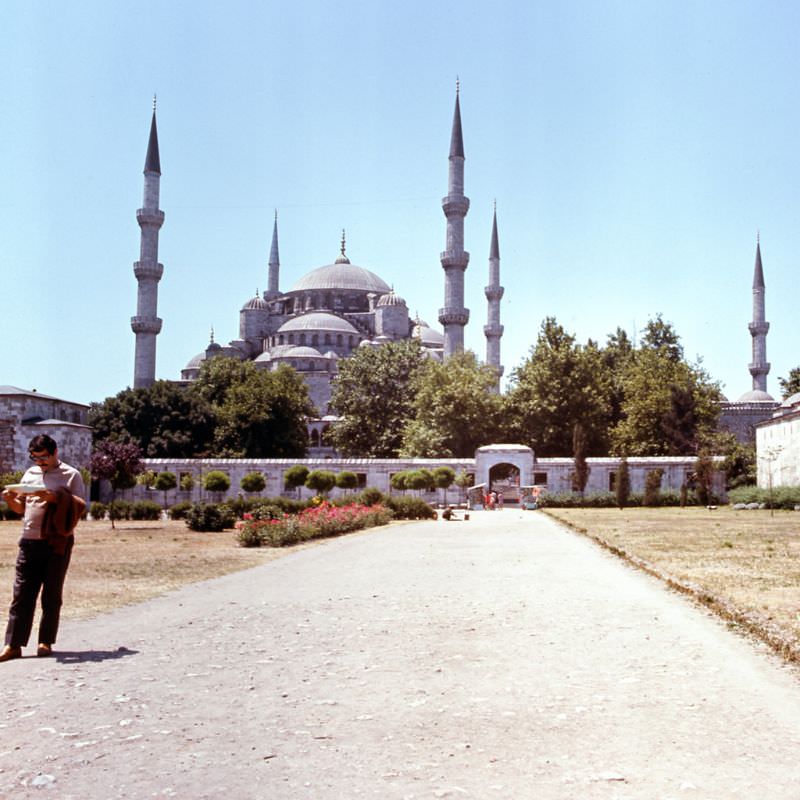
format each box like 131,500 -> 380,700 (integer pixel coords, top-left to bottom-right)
544,506 -> 800,661
0,519 -> 295,620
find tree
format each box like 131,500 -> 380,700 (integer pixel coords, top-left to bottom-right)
180,473 -> 194,492
305,469 -> 336,497
643,469 -> 663,506
153,471 -> 178,508
90,441 -> 145,528
778,367 -> 800,399
611,343 -> 722,456
284,465 -> 309,492
89,380 -> 216,457
615,458 -> 630,509
405,469 -> 435,495
390,471 -> 410,493
335,471 -> 359,494
329,340 -> 427,457
203,471 -> 231,497
571,422 -> 590,495
640,313 -> 683,362
432,466 -> 456,506
240,472 -> 266,494
505,318 -> 610,456
197,359 -> 314,457
693,455 -> 716,505
401,351 -> 503,457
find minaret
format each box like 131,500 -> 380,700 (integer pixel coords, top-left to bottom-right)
484,202 -> 504,391
265,210 -> 280,299
438,82 -> 470,357
748,234 -> 771,394
131,99 -> 165,389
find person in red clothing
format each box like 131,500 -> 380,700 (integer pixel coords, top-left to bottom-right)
0,435 -> 86,662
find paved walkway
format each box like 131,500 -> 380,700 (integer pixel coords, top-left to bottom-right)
2,510 -> 800,799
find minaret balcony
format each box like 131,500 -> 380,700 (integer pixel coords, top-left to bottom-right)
484,286 -> 505,301
441,196 -> 470,217
133,261 -> 164,281
748,362 -> 770,374
440,251 -> 470,269
748,321 -> 769,336
484,324 -> 504,337
438,309 -> 470,327
131,316 -> 163,335
136,208 -> 165,227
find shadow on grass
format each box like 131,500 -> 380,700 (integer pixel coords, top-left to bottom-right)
54,646 -> 138,664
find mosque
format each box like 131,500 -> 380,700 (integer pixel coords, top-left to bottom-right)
131,89 -> 505,431
130,90 -> 779,448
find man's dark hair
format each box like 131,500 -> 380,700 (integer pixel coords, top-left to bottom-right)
28,434 -> 57,455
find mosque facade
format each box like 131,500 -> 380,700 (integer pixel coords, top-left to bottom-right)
131,89 -> 505,420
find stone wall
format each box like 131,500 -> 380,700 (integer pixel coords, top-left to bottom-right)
118,453 -> 727,505
718,401 -> 779,444
756,409 -> 800,488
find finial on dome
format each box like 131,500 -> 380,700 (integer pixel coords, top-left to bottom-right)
341,229 -> 346,257
334,229 -> 351,264
210,326 -> 215,344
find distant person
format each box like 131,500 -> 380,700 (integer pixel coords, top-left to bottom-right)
0,435 -> 86,662
497,492 -> 504,510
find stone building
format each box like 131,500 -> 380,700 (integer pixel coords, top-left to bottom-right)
756,393 -> 800,488
131,88 -> 505,419
0,386 -> 92,473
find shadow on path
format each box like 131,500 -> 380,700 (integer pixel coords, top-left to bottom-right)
54,646 -> 138,664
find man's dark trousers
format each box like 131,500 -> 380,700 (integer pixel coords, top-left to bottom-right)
4,537 -> 74,647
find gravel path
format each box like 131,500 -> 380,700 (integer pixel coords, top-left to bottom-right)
2,509 -> 800,799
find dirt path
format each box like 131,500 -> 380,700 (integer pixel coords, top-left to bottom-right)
1,510 -> 800,799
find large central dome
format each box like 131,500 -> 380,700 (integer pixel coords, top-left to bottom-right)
289,261 -> 391,294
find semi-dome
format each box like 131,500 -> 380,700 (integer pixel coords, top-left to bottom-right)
377,289 -> 406,307
242,294 -> 268,311
277,312 -> 359,335
736,389 -> 776,403
289,262 -> 391,294
184,352 -> 206,370
276,345 -> 323,359
412,321 -> 444,347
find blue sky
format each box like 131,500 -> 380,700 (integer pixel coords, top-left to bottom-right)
2,1 -> 798,406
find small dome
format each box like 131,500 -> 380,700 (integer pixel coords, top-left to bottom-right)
323,350 -> 339,360
412,322 -> 444,347
184,352 -> 206,370
242,294 -> 268,311
377,290 -> 406,308
736,389 -> 776,403
278,312 -> 359,335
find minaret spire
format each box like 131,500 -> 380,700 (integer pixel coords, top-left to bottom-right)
439,82 -> 470,357
266,210 -> 280,298
484,202 -> 504,391
748,234 -> 772,396
131,103 -> 165,389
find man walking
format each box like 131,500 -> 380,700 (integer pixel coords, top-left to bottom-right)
0,435 -> 86,662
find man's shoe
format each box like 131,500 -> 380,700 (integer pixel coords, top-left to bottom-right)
0,645 -> 22,662
36,644 -> 52,658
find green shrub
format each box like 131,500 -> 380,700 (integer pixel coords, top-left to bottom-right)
169,501 -> 193,520
386,495 -> 437,519
109,500 -> 132,520
283,465 -> 309,491
90,501 -> 108,520
180,473 -> 194,491
0,471 -> 24,489
130,500 -> 163,520
335,471 -> 359,492
305,469 -> 336,496
203,470 -> 231,494
643,469 -> 664,507
359,486 -> 387,506
185,503 -> 236,532
241,471 -> 266,494
728,486 -> 800,509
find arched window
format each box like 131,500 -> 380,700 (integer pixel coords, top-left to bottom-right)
312,334 -> 319,346
336,334 -> 343,346
324,333 -> 331,345
288,334 -> 294,344
299,333 -> 306,345
309,360 -> 316,371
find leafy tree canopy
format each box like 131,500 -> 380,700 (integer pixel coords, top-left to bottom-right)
778,366 -> 800,399
400,351 -> 503,457
505,318 -> 611,456
89,380 -> 216,458
329,339 -> 427,457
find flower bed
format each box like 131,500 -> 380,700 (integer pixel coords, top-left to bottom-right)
235,501 -> 394,547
